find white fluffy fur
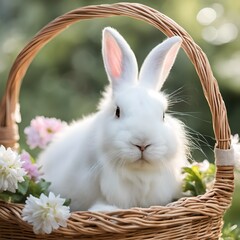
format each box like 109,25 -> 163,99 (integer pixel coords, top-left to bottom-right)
38,27 -> 188,211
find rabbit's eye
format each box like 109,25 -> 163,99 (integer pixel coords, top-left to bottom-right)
115,106 -> 120,118
163,112 -> 165,120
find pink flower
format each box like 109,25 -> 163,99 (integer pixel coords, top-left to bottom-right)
24,116 -> 67,149
20,151 -> 40,180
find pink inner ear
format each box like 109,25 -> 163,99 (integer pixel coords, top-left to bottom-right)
105,34 -> 122,79
161,43 -> 180,81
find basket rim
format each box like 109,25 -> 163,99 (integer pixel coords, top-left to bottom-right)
0,173 -> 234,236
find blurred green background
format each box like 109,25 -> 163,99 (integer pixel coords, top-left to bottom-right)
0,0 -> 239,232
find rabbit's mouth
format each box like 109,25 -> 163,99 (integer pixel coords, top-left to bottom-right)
134,158 -> 152,167
137,158 -> 149,163
125,157 -> 157,171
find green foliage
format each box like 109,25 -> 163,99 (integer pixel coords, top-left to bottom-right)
0,176 -> 50,203
182,162 -> 215,196
64,198 -> 71,207
27,178 -> 51,198
220,223 -> 240,240
182,166 -> 206,196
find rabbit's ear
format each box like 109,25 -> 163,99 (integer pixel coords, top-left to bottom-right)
139,36 -> 182,91
102,27 -> 138,90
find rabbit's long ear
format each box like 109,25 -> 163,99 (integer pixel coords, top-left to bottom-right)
102,27 -> 138,90
139,36 -> 182,91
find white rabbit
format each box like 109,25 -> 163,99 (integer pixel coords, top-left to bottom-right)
38,27 -> 189,211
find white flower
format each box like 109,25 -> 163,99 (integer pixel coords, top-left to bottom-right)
198,159 -> 210,172
191,159 -> 210,172
22,192 -> 71,234
232,134 -> 240,146
0,145 -> 26,193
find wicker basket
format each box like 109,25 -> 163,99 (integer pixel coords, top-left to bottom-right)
0,3 -> 234,240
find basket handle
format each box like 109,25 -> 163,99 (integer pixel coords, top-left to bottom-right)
0,3 -> 231,150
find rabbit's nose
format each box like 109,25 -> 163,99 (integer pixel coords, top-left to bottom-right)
134,144 -> 151,152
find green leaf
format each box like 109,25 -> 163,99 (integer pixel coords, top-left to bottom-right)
17,176 -> 30,195
38,179 -> 51,194
64,198 -> 71,206
195,179 -> 206,195
221,223 -> 240,239
182,165 -> 207,197
0,191 -> 26,203
0,192 -> 12,202
27,178 -> 51,198
9,193 -> 26,203
183,182 -> 197,196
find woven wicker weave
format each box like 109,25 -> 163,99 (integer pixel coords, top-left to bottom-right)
0,3 -> 234,240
